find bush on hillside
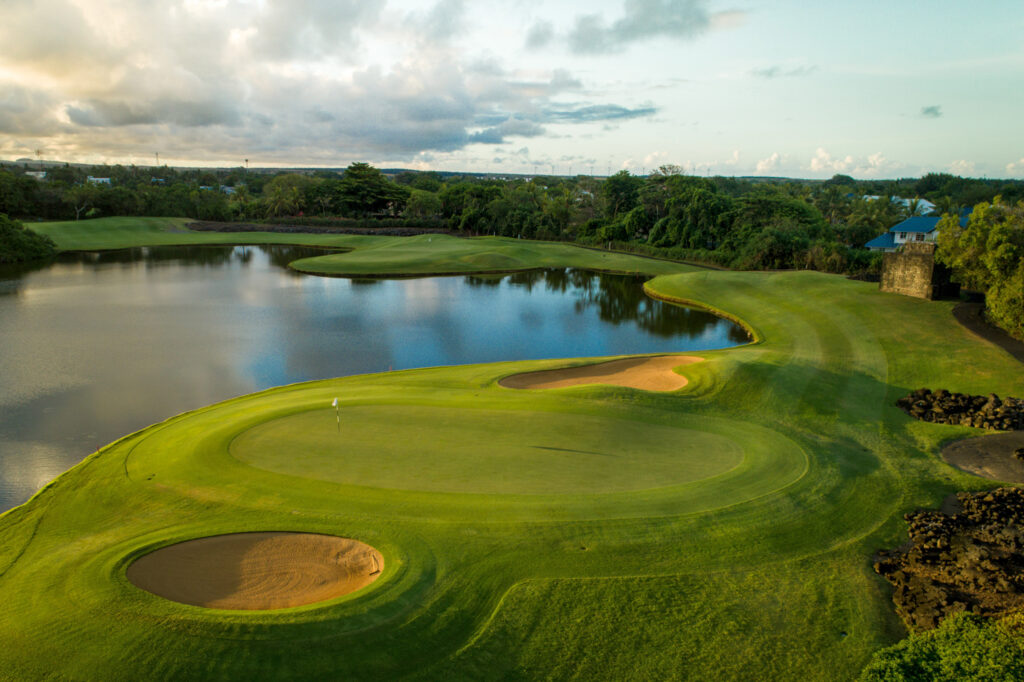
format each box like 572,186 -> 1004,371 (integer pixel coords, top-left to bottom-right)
860,612 -> 1024,681
0,214 -> 57,264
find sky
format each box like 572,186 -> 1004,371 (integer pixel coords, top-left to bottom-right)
1,0 -> 1022,178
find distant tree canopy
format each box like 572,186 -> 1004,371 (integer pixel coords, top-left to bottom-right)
937,198 -> 1024,340
3,160 -> 1023,279
0,214 -> 57,264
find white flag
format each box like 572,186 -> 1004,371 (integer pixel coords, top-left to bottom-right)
332,397 -> 338,407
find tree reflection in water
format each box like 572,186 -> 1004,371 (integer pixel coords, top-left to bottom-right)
495,268 -> 749,341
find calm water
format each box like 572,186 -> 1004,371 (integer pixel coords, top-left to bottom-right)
0,245 -> 747,511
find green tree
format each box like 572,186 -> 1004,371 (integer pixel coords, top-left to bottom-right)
861,612 -> 1024,681
403,189 -> 443,221
338,162 -> 409,216
0,213 -> 57,264
63,184 -> 98,221
937,199 -> 1024,339
600,170 -> 642,219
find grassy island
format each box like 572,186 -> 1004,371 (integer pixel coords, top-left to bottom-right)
0,217 -> 1021,679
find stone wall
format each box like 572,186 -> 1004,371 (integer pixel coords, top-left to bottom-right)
880,242 -> 956,300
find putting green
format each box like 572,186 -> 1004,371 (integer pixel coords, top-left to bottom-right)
230,405 -> 744,495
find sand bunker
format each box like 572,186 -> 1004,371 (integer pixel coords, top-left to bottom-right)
499,355 -> 702,392
126,532 -> 383,610
941,431 -> 1024,483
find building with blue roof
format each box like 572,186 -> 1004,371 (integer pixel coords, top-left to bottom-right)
865,214 -> 970,252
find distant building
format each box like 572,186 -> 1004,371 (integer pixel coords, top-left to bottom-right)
87,176 -> 111,185
25,171 -> 47,180
865,215 -> 968,252
220,185 -> 236,195
861,195 -> 936,216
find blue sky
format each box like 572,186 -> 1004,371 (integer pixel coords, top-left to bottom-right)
1,0 -> 1021,177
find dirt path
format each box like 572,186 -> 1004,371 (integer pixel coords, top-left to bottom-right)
953,302 -> 1024,364
499,355 -> 702,392
126,532 -> 383,610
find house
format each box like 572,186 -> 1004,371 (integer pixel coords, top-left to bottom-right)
25,171 -> 47,180
87,176 -> 111,185
865,215 -> 968,252
861,195 -> 936,216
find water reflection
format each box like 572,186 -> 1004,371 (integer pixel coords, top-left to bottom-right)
0,245 -> 747,511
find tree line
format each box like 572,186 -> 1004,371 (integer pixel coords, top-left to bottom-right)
2,161 -> 1022,318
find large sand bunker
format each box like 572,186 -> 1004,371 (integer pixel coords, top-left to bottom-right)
126,532 -> 383,610
941,431 -> 1024,483
499,355 -> 702,392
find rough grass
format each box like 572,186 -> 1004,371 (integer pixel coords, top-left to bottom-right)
1,224 -> 1022,680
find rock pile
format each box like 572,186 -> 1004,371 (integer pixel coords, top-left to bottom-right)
897,388 -> 1024,431
874,487 -> 1024,631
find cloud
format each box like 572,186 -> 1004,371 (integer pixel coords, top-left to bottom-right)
751,65 -> 817,79
920,105 -> 942,119
1007,158 -> 1024,177
949,159 -> 975,176
251,0 -> 382,61
808,148 -> 900,178
756,152 -> 780,174
566,0 -> 743,54
540,103 -> 657,123
525,21 -> 555,49
643,151 -> 669,166
810,147 -> 854,173
0,2 -> 659,164
404,0 -> 466,43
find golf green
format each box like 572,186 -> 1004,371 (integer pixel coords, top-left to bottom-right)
231,405 -> 744,494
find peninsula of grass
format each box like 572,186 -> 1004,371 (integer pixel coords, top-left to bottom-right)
32,216 -> 696,277
1,221 -> 1022,679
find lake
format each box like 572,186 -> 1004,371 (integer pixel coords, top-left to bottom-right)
0,245 -> 748,511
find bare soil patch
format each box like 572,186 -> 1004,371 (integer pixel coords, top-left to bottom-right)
942,432 -> 1024,483
126,532 -> 383,610
499,355 -> 702,392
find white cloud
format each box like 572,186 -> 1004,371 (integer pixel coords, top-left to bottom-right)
0,0 -> 656,165
949,159 -> 976,176
643,150 -> 669,166
808,148 -> 900,178
810,147 -> 854,173
756,152 -> 780,174
1007,158 -> 1024,177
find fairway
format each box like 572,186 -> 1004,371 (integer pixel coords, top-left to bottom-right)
231,404 -> 744,494
2,225 -> 1023,680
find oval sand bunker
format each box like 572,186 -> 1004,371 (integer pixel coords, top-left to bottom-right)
127,532 -> 383,610
500,355 -> 702,392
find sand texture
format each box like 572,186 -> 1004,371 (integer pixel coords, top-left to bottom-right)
126,532 -> 383,610
499,355 -> 702,392
941,431 -> 1024,483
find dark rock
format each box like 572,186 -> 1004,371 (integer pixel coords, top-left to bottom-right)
873,487 -> 1024,632
897,388 -> 1024,431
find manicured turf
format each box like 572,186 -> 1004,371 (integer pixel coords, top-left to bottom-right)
289,233 -> 691,277
32,216 -> 364,250
230,405 -> 747,494
1,219 -> 1022,679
